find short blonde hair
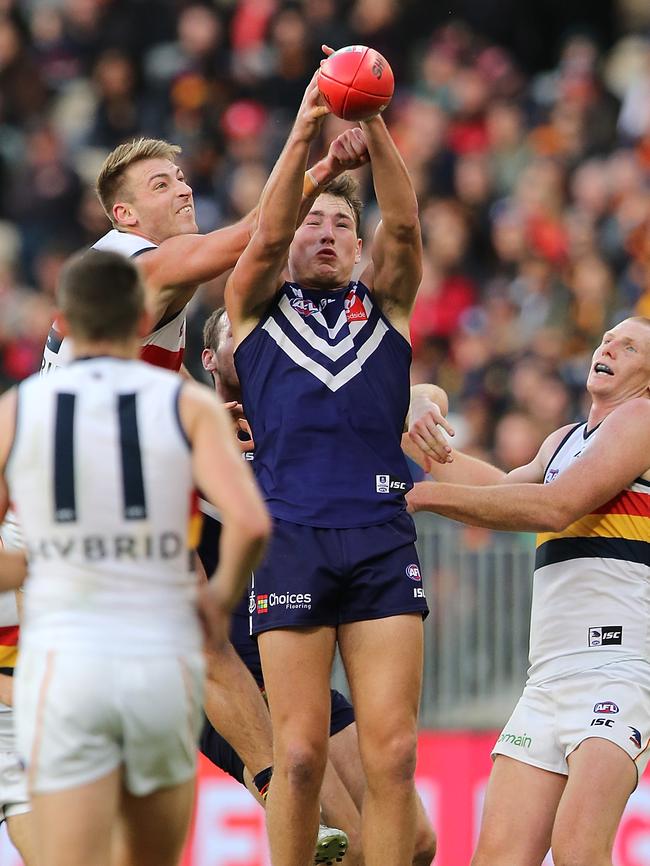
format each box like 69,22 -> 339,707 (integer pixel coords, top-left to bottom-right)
96,137 -> 181,224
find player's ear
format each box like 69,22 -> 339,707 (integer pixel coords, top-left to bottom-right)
202,348 -> 216,373
113,201 -> 137,228
355,237 -> 362,264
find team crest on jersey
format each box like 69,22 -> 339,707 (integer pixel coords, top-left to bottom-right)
344,289 -> 368,322
405,563 -> 421,581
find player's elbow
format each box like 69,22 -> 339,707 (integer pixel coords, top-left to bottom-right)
255,222 -> 294,256
544,503 -> 576,533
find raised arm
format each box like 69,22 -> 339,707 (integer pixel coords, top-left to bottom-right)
408,400 -> 650,532
358,114 -> 422,337
225,73 -> 329,344
135,130 -> 367,326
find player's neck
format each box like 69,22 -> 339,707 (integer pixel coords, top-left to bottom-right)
215,377 -> 241,404
71,337 -> 140,361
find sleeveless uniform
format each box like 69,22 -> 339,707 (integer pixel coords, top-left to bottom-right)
40,229 -> 187,374
8,357 -> 204,795
196,437 -> 355,784
234,280 -> 428,634
493,422 -> 650,776
0,518 -> 28,824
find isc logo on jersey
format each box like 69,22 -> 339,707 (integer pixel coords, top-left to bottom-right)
376,474 -> 408,494
257,591 -> 312,612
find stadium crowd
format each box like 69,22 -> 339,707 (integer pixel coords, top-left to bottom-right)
1,0 -> 650,469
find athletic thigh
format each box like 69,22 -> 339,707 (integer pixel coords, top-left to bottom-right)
31,768 -> 121,866
338,614 -> 423,762
258,627 -> 336,748
115,777 -> 196,866
471,755 -> 565,866
551,738 -> 636,864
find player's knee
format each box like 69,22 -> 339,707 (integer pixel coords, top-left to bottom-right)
551,839 -> 606,866
277,740 -> 327,792
365,730 -> 418,786
413,822 -> 436,866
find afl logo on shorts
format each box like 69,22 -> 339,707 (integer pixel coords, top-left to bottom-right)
593,701 -> 619,714
405,563 -> 421,581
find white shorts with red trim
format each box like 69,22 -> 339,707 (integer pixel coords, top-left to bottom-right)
14,649 -> 204,796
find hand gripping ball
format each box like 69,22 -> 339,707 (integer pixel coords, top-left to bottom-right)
318,46 -> 394,121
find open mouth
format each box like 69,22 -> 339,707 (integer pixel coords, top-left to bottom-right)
177,205 -> 193,215
593,362 -> 614,376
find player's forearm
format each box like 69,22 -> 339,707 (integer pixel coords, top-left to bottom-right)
428,451 -> 506,485
0,550 -> 27,591
209,518 -> 270,611
256,133 -> 313,247
0,673 -> 13,707
361,115 -> 418,234
408,480 -> 559,531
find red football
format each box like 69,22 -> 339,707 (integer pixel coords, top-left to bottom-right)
318,46 -> 394,121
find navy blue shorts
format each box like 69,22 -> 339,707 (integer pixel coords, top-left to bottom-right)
250,512 -> 428,636
199,688 -> 354,782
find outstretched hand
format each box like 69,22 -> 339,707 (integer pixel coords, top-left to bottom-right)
295,69 -> 330,142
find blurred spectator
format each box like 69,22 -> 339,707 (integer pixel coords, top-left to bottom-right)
0,0 -> 647,461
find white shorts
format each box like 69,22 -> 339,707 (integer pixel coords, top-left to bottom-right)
492,663 -> 650,779
14,649 -> 204,796
0,709 -> 29,823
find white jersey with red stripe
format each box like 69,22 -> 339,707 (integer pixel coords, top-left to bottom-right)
40,229 -> 187,374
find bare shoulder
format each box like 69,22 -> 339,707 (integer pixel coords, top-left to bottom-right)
600,398 -> 650,479
538,423 -> 577,465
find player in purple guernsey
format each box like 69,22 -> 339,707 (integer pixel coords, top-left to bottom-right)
226,69 -> 433,866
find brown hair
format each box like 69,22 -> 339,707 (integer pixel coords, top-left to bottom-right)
96,137 -> 181,224
203,306 -> 227,352
321,173 -> 363,233
57,249 -> 145,342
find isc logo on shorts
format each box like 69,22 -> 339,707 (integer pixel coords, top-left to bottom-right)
588,626 -> 623,647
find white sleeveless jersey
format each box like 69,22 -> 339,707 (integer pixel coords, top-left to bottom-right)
6,357 -> 200,655
528,422 -> 650,684
40,229 -> 187,374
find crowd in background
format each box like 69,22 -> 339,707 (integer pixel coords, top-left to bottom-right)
1,0 -> 650,468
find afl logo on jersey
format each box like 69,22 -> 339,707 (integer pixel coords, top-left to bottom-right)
545,468 -> 559,483
405,563 -> 421,581
290,298 -> 319,317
